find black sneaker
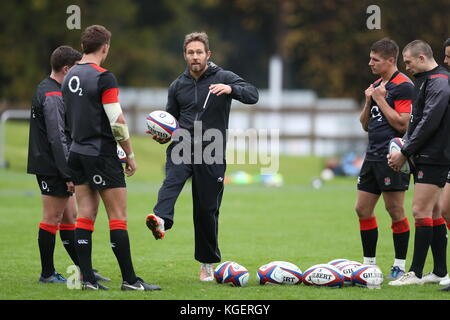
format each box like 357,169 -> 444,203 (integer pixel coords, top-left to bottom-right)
93,269 -> 111,282
121,277 -> 161,291
38,272 -> 67,284
82,281 -> 109,290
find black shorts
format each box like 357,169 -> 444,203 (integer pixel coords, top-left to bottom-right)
36,175 -> 72,197
413,164 -> 450,188
68,152 -> 126,190
357,160 -> 410,195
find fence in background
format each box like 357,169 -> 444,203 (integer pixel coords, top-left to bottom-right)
0,88 -> 369,168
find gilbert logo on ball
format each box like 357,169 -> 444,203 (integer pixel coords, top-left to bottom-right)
302,264 -> 344,288
351,265 -> 384,289
257,261 -> 302,285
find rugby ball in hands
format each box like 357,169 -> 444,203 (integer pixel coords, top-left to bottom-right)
351,265 -> 384,289
117,144 -> 127,163
302,264 -> 345,288
214,261 -> 249,287
145,110 -> 179,140
256,261 -> 303,285
388,138 -> 410,174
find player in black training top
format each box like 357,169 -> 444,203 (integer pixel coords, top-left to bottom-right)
145,32 -> 259,282
62,25 -> 160,291
28,46 -> 109,285
28,46 -> 79,283
389,40 -> 450,287
356,38 -> 414,280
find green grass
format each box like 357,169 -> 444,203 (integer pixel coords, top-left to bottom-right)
0,121 -> 449,300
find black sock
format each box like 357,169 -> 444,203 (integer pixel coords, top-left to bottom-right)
359,217 -> 378,259
38,224 -> 57,278
109,220 -> 137,284
361,228 -> 378,258
392,218 -> 410,261
393,231 -> 410,260
110,229 -> 137,284
75,227 -> 96,283
59,227 -> 79,266
409,219 -> 433,278
431,221 -> 447,277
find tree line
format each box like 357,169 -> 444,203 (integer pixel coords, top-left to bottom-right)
1,0 -> 449,106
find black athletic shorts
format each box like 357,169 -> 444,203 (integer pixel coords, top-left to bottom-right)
36,175 -> 72,197
68,152 -> 126,190
413,164 -> 450,188
357,160 -> 410,195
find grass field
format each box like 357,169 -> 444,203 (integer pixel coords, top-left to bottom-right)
0,121 -> 449,301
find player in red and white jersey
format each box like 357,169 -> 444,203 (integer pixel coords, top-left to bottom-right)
62,25 -> 160,291
356,38 -> 414,280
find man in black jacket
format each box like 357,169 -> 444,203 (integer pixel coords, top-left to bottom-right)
146,32 -> 259,281
388,40 -> 450,286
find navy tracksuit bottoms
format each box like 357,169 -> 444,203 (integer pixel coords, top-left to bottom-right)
153,142 -> 225,263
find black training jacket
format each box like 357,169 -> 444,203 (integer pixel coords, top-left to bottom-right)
166,62 -> 259,142
27,77 -> 71,179
402,66 -> 450,165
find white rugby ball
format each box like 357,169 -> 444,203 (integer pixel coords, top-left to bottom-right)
388,137 -> 410,174
256,261 -> 303,285
351,265 -> 384,289
302,264 -> 344,288
145,110 -> 179,140
327,258 -> 349,266
336,261 -> 362,286
214,261 -> 249,287
117,144 -> 126,163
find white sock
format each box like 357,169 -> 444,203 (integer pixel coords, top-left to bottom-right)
393,259 -> 406,270
363,257 -> 376,265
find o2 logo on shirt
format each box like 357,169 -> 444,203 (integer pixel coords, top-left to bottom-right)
371,105 -> 383,122
68,76 -> 83,96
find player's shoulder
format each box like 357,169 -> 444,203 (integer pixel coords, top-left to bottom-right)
71,63 -> 113,76
427,68 -> 450,90
172,72 -> 189,89
86,63 -> 108,73
38,77 -> 62,99
371,77 -> 382,87
98,67 -> 118,89
390,72 -> 414,86
428,69 -> 450,81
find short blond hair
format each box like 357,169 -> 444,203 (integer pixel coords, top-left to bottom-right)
403,40 -> 433,59
183,32 -> 209,53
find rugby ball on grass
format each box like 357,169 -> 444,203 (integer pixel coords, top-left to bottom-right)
302,264 -> 344,288
256,261 -> 303,285
351,265 -> 384,289
336,261 -> 362,286
214,261 -> 249,287
388,138 -> 410,174
145,110 -> 179,140
327,258 -> 349,266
